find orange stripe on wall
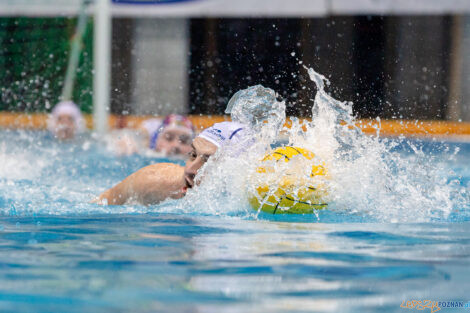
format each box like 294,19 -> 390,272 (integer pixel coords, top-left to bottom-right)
1,112 -> 470,137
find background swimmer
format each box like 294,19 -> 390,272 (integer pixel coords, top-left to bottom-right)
107,114 -> 195,157
95,121 -> 247,205
47,101 -> 85,140
149,114 -> 195,156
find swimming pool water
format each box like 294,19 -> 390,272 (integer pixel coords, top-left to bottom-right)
1,215 -> 470,313
0,129 -> 469,312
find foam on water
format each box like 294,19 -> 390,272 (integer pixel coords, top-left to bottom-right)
0,144 -> 48,181
0,130 -> 172,215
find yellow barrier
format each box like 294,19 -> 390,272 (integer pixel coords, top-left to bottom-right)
1,112 -> 470,138
0,112 -> 230,131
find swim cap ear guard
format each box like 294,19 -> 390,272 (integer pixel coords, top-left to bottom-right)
149,126 -> 164,150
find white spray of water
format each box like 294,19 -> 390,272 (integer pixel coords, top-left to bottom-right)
178,85 -> 286,215
297,68 -> 467,221
1,69 -> 466,220
0,144 -> 49,181
178,67 -> 467,222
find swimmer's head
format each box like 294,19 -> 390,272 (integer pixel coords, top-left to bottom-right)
150,114 -> 195,156
183,121 -> 249,191
47,101 -> 85,140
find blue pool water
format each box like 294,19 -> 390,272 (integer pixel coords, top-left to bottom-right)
0,129 -> 470,312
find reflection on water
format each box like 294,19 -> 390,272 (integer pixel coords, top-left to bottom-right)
0,214 -> 468,313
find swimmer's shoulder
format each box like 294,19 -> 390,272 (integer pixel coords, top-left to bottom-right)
130,163 -> 184,205
96,162 -> 184,205
132,162 -> 184,189
138,162 -> 184,178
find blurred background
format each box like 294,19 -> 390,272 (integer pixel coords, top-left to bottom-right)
1,0 -> 470,131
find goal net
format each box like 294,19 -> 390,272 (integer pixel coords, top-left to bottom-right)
0,1 -> 93,113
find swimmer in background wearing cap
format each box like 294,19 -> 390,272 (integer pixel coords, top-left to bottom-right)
110,114 -> 195,157
47,101 -> 85,140
148,114 -> 195,156
95,121 -> 247,205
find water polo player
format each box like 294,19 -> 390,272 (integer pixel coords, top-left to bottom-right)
95,121 -> 248,205
108,114 -> 195,157
47,101 -> 85,140
148,114 -> 195,156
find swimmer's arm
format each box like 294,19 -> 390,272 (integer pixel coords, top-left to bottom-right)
95,163 -> 185,205
95,176 -> 133,205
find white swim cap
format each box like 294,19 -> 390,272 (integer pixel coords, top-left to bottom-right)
141,118 -> 162,137
47,101 -> 85,133
197,121 -> 248,148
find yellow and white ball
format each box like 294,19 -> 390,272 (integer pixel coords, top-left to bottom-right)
248,146 -> 328,214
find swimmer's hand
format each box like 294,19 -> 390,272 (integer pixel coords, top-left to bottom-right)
95,163 -> 186,206
90,196 -> 108,205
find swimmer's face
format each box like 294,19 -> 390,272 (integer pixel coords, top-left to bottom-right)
183,137 -> 217,190
156,128 -> 193,156
54,114 -> 76,140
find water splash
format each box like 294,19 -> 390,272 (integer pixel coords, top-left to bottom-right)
0,130 -> 176,216
180,67 -> 468,222
180,86 -> 286,215
226,85 -> 286,141
297,67 -> 468,222
0,68 -> 468,221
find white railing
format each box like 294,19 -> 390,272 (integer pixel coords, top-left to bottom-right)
1,0 -> 469,17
